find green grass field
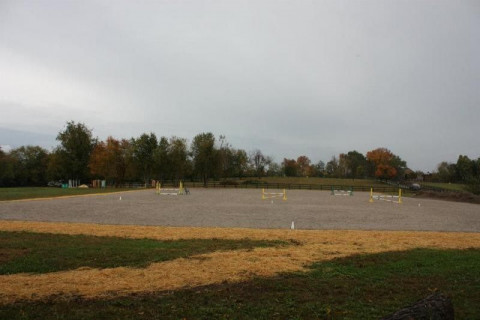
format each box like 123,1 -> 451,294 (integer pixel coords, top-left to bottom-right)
233,177 -> 386,188
0,231 -> 284,274
420,182 -> 466,192
1,246 -> 478,319
0,187 -> 137,201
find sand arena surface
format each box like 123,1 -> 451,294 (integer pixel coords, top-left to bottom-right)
0,188 -> 479,232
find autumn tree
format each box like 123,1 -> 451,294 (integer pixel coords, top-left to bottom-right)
283,158 -> 298,177
366,148 -> 406,180
296,155 -> 312,177
366,148 -> 396,179
88,137 -> 131,185
89,141 -> 108,179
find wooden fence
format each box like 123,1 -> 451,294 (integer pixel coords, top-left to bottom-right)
170,181 -> 401,193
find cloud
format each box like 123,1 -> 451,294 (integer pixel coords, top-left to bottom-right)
0,0 -> 479,170
0,145 -> 12,153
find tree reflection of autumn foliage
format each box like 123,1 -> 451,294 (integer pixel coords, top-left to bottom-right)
366,148 -> 397,179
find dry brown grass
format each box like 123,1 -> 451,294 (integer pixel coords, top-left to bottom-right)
1,220 -> 479,304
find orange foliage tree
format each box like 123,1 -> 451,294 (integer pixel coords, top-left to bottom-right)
89,141 -> 108,179
296,155 -> 312,177
366,148 -> 397,179
89,137 -> 131,184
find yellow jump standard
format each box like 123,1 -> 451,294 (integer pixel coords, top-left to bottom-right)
262,188 -> 287,201
156,181 -> 186,196
369,188 -> 402,204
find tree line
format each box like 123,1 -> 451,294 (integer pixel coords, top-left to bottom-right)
0,121 -> 477,193
428,156 -> 480,194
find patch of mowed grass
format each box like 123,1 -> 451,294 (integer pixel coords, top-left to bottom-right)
0,231 -> 285,274
2,248 -> 479,319
0,187 -> 136,201
421,182 -> 467,192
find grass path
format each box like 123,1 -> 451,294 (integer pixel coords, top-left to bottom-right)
1,221 -> 479,305
0,187 -> 145,202
0,231 -> 283,274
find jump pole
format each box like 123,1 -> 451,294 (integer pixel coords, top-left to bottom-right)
157,181 -> 186,195
332,186 -> 353,196
262,188 -> 287,201
370,188 -> 402,204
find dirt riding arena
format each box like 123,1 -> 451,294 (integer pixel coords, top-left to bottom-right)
1,188 -> 479,232
1,188 -> 480,303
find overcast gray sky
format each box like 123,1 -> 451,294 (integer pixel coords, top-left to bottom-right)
1,0 -> 479,171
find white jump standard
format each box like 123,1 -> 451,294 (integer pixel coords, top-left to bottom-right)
369,188 -> 402,204
262,188 -> 287,201
331,186 -> 353,196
